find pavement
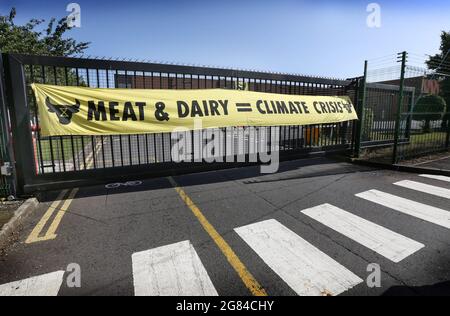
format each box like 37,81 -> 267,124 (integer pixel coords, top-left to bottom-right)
0,157 -> 449,296
414,156 -> 450,171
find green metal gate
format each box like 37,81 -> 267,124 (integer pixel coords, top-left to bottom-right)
2,53 -> 360,195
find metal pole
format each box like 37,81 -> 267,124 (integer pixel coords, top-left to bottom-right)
3,54 -> 37,195
354,61 -> 368,158
0,52 -> 17,197
404,89 -> 415,139
392,51 -> 407,164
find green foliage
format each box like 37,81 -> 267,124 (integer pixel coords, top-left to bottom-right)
0,7 -> 89,56
0,8 -> 91,118
427,31 -> 450,128
413,95 -> 447,132
427,31 -> 450,76
413,95 -> 447,119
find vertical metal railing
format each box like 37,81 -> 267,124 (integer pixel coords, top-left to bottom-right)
3,55 -> 37,195
354,62 -> 368,158
358,51 -> 450,164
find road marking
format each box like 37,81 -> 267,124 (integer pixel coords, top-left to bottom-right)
414,155 -> 450,166
105,181 -> 143,190
26,190 -> 68,243
132,241 -> 218,296
44,188 -> 79,239
419,174 -> 450,183
235,219 -> 363,296
168,177 -> 267,296
26,188 -> 79,244
88,139 -> 102,169
79,141 -> 93,170
0,271 -> 65,296
80,138 -> 102,170
356,190 -> 450,230
394,180 -> 450,199
301,204 -> 424,263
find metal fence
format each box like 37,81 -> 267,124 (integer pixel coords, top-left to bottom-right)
396,112 -> 450,160
361,82 -> 414,148
395,53 -> 450,162
358,52 -> 450,164
2,53 -> 359,194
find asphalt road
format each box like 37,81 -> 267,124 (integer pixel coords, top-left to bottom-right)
1,157 -> 449,296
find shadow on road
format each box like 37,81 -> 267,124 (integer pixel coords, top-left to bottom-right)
37,157 -> 376,202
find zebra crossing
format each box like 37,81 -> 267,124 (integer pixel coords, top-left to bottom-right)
130,173 -> 449,296
301,204 -> 425,263
356,190 -> 450,229
0,271 -> 65,296
419,174 -> 450,183
1,174 -> 449,296
394,180 -> 450,199
235,219 -> 364,296
132,240 -> 218,296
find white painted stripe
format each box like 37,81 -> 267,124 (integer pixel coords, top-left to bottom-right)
0,271 -> 65,296
235,219 -> 363,296
301,204 -> 424,263
356,190 -> 450,230
394,180 -> 450,199
420,174 -> 450,183
132,240 -> 218,296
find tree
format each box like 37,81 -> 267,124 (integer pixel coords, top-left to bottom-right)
413,95 -> 447,133
0,8 -> 90,117
427,31 -> 450,128
0,7 -> 89,56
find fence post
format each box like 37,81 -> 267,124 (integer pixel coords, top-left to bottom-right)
3,54 -> 37,195
404,89 -> 415,139
349,78 -> 359,150
446,114 -> 450,149
0,52 -> 17,197
392,51 -> 407,164
354,61 -> 368,158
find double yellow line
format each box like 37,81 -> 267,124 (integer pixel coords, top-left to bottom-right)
26,188 -> 79,244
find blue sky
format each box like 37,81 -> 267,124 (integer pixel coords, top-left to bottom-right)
1,0 -> 450,78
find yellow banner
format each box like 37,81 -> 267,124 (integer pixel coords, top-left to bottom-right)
32,84 -> 358,136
